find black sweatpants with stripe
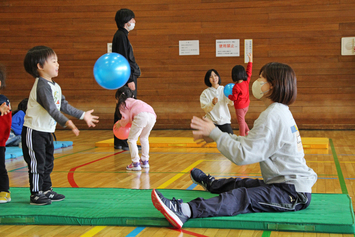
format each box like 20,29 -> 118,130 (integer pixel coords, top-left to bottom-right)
21,126 -> 54,195
0,147 -> 9,192
188,177 -> 311,218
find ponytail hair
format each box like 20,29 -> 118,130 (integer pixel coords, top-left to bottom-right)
115,86 -> 134,119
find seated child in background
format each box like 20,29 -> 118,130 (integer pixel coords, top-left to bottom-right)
0,63 -> 12,203
151,62 -> 317,229
228,53 -> 253,136
114,86 -> 156,171
6,98 -> 28,147
200,69 -> 234,135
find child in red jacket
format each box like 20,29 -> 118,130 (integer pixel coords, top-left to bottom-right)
0,64 -> 12,203
228,53 -> 252,136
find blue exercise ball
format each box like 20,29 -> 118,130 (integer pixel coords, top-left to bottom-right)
93,53 -> 131,90
224,83 -> 234,97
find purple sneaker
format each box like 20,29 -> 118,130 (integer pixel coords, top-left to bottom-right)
126,162 -> 141,171
140,160 -> 149,168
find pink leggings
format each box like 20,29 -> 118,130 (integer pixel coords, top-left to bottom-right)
236,107 -> 249,136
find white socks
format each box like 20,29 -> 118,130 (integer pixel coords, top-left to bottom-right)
181,203 -> 191,218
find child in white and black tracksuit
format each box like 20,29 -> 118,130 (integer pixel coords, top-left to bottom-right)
151,62 -> 317,229
22,46 -> 98,205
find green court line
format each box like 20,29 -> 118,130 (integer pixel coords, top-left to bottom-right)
329,139 -> 348,194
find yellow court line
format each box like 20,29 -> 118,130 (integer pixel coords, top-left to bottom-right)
306,161 -> 334,163
80,226 -> 106,237
157,160 -> 204,189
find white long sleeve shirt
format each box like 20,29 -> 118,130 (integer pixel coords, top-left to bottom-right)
24,77 -> 84,133
200,86 -> 233,125
209,102 -> 317,193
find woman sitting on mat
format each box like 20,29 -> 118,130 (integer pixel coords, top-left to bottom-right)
151,62 -> 317,229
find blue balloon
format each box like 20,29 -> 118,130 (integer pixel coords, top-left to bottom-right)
93,53 -> 131,90
224,83 -> 234,97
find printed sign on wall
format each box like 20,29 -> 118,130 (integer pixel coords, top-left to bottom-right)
179,40 -> 200,56
216,39 -> 240,57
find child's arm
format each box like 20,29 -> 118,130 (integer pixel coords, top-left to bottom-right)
0,102 -> 10,116
228,85 -> 239,101
60,95 -> 99,128
37,84 -> 72,127
65,120 -> 79,136
83,109 -> 99,127
248,53 -> 253,63
246,53 -> 253,81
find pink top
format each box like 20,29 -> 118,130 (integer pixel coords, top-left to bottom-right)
119,98 -> 156,127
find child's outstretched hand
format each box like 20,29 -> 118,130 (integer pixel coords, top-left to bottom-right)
0,102 -> 11,116
84,109 -> 99,127
248,53 -> 253,63
113,121 -> 121,130
65,120 -> 80,136
191,116 -> 216,142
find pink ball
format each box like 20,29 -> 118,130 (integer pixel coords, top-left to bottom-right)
113,123 -> 131,140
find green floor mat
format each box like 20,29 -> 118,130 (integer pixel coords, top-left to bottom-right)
0,188 -> 354,234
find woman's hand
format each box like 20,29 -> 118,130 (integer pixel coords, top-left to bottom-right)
190,116 -> 216,141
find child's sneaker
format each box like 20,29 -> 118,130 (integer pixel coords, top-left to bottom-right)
30,192 -> 52,205
140,160 -> 149,168
151,189 -> 188,229
0,191 -> 11,203
44,189 -> 65,201
190,168 -> 215,191
126,162 -> 142,171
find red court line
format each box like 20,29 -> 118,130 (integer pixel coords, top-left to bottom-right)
169,228 -> 208,237
67,150 -> 208,237
67,151 -> 125,187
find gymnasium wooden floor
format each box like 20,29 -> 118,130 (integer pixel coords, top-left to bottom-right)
1,129 -> 355,237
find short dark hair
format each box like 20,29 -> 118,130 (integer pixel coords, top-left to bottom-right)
12,98 -> 28,116
24,46 -> 56,78
115,9 -> 135,28
259,62 -> 297,105
18,98 -> 29,112
0,64 -> 6,89
231,65 -> 247,82
204,69 -> 221,87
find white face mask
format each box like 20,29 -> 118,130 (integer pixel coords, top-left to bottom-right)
127,22 -> 135,31
252,80 -> 269,99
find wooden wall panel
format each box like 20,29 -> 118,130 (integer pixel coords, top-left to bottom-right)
0,0 -> 354,130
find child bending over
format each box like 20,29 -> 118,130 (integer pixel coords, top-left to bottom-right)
114,86 -> 156,171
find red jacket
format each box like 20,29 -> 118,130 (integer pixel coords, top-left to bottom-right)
0,95 -> 12,146
228,62 -> 252,109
